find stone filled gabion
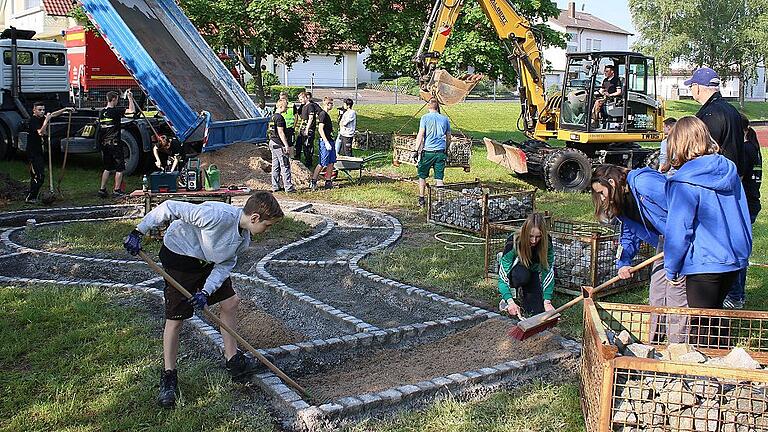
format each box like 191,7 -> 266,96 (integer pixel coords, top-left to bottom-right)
430,187 -> 533,232
353,131 -> 393,151
609,340 -> 768,430
392,135 -> 472,167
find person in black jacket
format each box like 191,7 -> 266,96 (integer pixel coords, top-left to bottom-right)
686,68 -> 757,310
687,68 -> 748,176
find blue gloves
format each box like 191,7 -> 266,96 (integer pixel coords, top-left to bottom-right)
188,291 -> 209,310
124,229 -> 143,255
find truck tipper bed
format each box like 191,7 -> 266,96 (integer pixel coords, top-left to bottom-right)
80,0 -> 267,151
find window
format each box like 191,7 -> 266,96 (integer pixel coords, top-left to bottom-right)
24,0 -> 40,9
3,51 -> 33,65
585,38 -> 593,52
593,39 -> 601,51
628,58 -> 647,93
39,52 -> 65,66
566,45 -> 578,53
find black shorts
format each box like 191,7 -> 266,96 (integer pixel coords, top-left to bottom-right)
159,246 -> 236,320
101,140 -> 125,172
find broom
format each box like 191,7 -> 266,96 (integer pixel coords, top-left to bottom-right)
508,252 -> 663,341
137,250 -> 311,399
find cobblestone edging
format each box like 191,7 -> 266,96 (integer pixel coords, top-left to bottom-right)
0,203 -> 143,227
0,202 -> 580,431
1,217 -> 143,265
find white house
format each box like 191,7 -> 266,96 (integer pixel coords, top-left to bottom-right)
543,2 -> 632,90
657,61 -> 767,101
2,0 -> 76,41
262,48 -> 381,89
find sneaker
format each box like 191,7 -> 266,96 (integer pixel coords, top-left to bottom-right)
722,297 -> 744,310
225,351 -> 273,382
157,369 -> 178,409
112,189 -> 126,198
25,195 -> 37,204
309,180 -> 317,191
98,188 -> 109,198
323,181 -> 333,190
418,196 -> 426,208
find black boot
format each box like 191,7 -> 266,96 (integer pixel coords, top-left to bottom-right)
157,369 -> 178,409
226,351 -> 273,382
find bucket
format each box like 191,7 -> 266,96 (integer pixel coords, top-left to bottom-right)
204,164 -> 221,191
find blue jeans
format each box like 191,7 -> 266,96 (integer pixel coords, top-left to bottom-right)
726,267 -> 747,303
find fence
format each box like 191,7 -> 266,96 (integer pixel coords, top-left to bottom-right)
581,299 -> 768,432
484,219 -> 653,297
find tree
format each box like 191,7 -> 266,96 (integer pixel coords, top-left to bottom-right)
178,0 -> 310,105
363,0 -> 565,86
630,0 -> 768,108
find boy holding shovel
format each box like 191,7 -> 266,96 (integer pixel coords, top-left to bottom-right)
124,191 -> 284,408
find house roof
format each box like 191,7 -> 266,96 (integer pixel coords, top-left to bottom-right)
43,0 -> 74,17
549,8 -> 633,36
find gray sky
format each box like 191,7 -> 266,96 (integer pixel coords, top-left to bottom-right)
554,0 -> 637,43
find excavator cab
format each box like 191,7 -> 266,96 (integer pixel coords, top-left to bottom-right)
559,52 -> 661,137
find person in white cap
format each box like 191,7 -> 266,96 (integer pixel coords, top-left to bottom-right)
686,67 -> 752,310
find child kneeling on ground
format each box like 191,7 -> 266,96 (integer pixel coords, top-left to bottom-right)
123,191 -> 284,409
497,213 -> 556,318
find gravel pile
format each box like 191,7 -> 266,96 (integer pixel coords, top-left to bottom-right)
198,142 -> 312,189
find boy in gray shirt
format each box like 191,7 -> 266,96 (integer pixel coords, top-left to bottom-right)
124,192 -> 284,408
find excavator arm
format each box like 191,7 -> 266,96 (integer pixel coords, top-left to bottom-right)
414,0 -> 551,134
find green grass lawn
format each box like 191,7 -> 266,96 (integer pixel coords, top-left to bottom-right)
0,285 -> 276,432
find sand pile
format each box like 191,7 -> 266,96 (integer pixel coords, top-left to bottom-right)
199,142 -> 312,190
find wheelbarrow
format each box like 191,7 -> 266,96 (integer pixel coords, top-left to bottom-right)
321,153 -> 389,184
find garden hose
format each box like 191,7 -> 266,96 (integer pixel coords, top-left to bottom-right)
434,231 -> 485,251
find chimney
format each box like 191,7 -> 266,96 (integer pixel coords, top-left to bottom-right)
568,2 -> 576,19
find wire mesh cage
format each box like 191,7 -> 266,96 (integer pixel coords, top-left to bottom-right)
352,131 -> 392,151
427,181 -> 536,234
392,134 -> 472,171
581,299 -> 768,432
550,219 -> 654,297
484,219 -> 653,297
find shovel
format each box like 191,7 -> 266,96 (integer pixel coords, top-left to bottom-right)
137,250 -> 311,399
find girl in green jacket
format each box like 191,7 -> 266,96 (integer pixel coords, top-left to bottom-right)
498,213 -> 555,318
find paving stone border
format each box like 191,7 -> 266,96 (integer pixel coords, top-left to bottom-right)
0,201 -> 581,431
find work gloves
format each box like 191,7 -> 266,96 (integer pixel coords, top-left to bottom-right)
324,141 -> 332,151
124,229 -> 143,255
188,291 -> 209,310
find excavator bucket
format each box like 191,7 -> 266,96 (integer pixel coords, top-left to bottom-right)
420,69 -> 483,105
483,138 -> 528,174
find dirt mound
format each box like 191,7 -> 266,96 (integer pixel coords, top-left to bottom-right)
0,172 -> 27,201
199,143 -> 312,190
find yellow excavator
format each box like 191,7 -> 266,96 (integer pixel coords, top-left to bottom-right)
414,0 -> 665,191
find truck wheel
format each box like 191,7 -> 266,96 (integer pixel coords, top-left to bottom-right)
543,148 -> 592,192
120,131 -> 141,176
644,149 -> 660,170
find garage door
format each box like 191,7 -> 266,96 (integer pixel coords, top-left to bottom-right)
285,55 -> 344,87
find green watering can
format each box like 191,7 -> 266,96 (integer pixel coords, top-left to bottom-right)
203,164 -> 221,191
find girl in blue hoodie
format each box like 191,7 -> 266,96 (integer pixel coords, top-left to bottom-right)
590,164 -> 687,342
663,116 -> 752,311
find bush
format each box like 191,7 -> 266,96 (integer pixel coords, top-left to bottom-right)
245,71 -> 282,96
380,77 -> 420,96
269,85 -> 306,100
546,84 -> 561,97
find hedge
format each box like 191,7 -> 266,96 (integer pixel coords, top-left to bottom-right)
270,85 -> 306,100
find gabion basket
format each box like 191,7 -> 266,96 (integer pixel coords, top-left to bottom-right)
427,180 -> 536,234
484,219 -> 653,297
392,134 -> 472,171
581,299 -> 768,432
